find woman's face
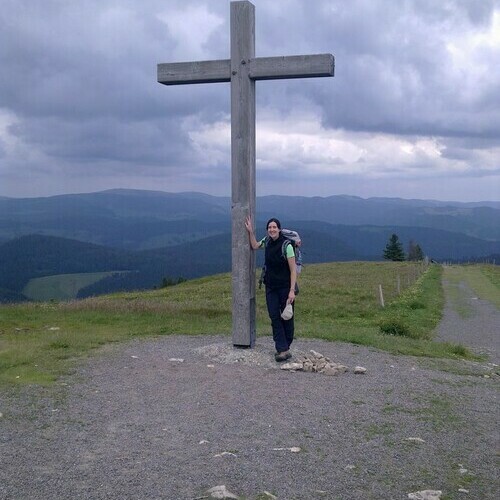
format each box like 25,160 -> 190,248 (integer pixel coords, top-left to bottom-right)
267,221 -> 280,240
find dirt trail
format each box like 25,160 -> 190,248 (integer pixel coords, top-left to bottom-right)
436,267 -> 499,363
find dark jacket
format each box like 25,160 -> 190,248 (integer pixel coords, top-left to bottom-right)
264,233 -> 291,289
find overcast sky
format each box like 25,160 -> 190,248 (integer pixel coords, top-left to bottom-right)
1,0 -> 499,201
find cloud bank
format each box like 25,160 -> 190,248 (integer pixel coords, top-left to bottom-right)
1,0 -> 498,201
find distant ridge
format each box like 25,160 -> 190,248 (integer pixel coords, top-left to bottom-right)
2,189 -> 498,207
0,189 -> 498,247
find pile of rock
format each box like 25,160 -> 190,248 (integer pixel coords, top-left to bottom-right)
281,349 -> 366,376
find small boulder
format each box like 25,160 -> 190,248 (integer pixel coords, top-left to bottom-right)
310,349 -> 324,359
322,366 -> 341,376
408,490 -> 442,500
206,485 -> 239,499
280,362 -> 303,371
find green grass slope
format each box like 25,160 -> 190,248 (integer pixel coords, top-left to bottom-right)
0,262 -> 484,386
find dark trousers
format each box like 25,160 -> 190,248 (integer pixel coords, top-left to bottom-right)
265,286 -> 294,353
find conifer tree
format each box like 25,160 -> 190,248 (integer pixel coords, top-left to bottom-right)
408,240 -> 425,261
415,244 -> 424,261
383,234 -> 405,261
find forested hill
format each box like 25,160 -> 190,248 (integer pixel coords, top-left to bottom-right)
1,220 -> 499,302
0,235 -> 137,294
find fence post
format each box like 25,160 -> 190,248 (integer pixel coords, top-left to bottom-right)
378,284 -> 385,308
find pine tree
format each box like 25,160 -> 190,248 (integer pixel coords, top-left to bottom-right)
383,234 -> 405,261
408,240 -> 425,261
414,244 -> 424,261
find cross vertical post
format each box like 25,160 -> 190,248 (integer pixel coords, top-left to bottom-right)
157,0 -> 334,348
231,1 -> 256,347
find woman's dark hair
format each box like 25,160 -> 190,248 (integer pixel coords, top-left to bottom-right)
266,218 -> 281,230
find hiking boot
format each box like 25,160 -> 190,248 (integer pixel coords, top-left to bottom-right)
275,350 -> 292,362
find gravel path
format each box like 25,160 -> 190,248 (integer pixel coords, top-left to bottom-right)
1,276 -> 499,499
436,277 -> 499,364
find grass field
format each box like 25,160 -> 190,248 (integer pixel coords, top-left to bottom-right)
0,262 -> 489,386
22,271 -> 130,301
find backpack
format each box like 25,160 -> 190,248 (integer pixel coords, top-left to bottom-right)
259,229 -> 302,289
281,228 -> 302,273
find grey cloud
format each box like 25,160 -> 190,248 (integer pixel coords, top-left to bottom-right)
0,0 -> 232,171
4,0 -> 496,137
251,0 -> 500,140
10,115 -> 197,165
0,0 -> 231,117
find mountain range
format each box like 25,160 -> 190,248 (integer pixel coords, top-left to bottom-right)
0,189 -> 498,302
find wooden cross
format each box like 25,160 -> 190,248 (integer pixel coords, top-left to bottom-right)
158,0 -> 334,347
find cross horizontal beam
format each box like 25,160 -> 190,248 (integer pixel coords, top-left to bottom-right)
157,54 -> 334,85
250,54 -> 334,81
157,59 -> 231,85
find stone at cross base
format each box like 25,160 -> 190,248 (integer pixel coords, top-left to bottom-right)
157,1 -> 334,347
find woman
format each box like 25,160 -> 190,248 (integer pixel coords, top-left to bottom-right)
245,216 -> 297,362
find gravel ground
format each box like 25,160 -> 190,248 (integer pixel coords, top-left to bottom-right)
1,278 -> 499,500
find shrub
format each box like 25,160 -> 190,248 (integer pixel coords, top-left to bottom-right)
450,344 -> 469,357
408,300 -> 425,310
379,317 -> 412,337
